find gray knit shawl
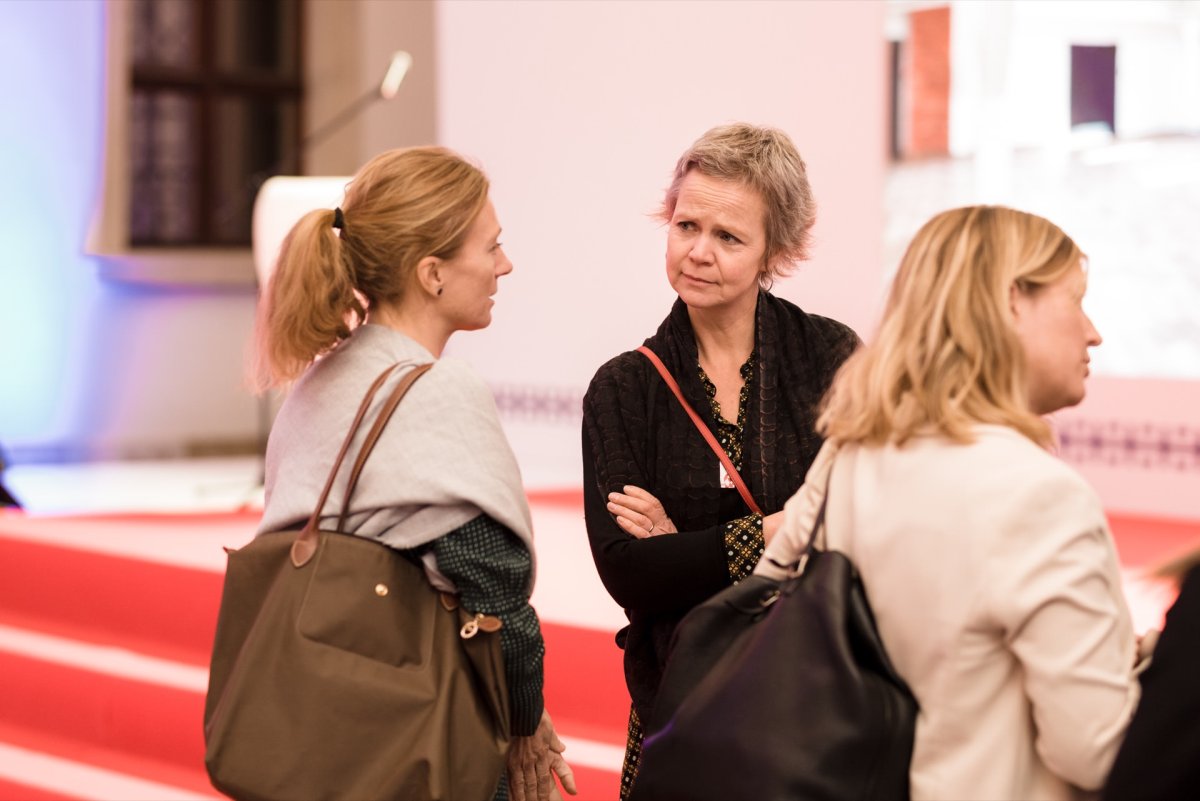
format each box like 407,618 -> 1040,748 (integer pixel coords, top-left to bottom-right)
258,324 -> 534,590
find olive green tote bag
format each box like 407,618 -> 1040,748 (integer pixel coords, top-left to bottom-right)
204,363 -> 510,801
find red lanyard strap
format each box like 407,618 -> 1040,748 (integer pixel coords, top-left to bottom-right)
637,346 -> 763,516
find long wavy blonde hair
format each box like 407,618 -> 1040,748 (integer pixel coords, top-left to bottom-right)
819,206 -> 1085,448
250,146 -> 488,391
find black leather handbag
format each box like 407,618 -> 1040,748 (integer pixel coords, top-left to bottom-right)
630,488 -> 917,801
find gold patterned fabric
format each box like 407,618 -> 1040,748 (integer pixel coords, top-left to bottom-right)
698,353 -> 766,583
723,512 -> 766,583
620,708 -> 644,800
696,353 -> 755,471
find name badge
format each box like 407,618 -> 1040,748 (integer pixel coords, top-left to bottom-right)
719,461 -> 735,489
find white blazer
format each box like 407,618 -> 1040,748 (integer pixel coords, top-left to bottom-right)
757,426 -> 1140,801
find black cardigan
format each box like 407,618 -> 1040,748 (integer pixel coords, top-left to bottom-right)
581,291 -> 858,718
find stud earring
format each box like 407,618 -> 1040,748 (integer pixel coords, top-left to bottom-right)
436,286 -> 443,296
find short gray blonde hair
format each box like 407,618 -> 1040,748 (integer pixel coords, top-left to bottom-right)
659,123 -> 815,286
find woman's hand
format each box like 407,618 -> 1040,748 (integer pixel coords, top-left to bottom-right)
607,485 -> 679,539
762,511 -> 784,546
507,709 -> 577,801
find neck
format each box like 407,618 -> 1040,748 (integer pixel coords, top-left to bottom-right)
368,300 -> 450,358
687,293 -> 757,366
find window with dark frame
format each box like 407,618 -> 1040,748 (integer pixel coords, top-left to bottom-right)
130,0 -> 303,247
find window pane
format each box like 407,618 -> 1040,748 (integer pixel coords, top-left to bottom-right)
130,90 -> 200,244
210,96 -> 300,244
214,0 -> 299,76
131,0 -> 200,70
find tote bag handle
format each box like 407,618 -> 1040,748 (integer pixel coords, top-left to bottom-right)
291,361 -> 434,567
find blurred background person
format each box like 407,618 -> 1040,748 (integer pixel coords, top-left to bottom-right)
582,122 -> 859,798
1103,545 -> 1200,801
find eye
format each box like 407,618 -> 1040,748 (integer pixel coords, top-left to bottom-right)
490,241 -> 503,252
717,230 -> 741,244
675,220 -> 696,232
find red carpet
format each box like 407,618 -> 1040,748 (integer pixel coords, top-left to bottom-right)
0,508 -> 627,800
0,505 -> 1194,800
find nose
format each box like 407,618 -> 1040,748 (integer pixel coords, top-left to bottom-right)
496,248 -> 513,278
1085,312 -> 1102,347
689,235 -> 714,264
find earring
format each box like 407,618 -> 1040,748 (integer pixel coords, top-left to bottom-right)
436,286 -> 443,296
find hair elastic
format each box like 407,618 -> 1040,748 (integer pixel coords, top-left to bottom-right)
332,207 -> 345,231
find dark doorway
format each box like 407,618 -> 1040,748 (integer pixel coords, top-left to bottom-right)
1071,45 -> 1117,131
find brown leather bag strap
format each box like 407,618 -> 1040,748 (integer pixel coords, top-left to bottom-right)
289,362 -> 429,567
337,362 -> 434,531
637,345 -> 763,516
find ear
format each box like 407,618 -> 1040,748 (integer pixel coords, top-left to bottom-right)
1009,282 -> 1025,321
415,255 -> 442,297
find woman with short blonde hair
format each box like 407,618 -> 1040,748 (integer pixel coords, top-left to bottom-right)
584,123 -> 859,797
760,205 -> 1142,801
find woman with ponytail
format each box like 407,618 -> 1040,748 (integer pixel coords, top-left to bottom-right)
252,146 -> 575,801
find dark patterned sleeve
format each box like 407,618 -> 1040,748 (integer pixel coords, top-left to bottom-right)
723,513 -> 765,583
430,514 -> 545,737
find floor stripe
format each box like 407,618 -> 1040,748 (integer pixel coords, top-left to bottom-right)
0,624 -> 207,693
0,742 -> 218,801
0,622 -> 625,775
558,735 -> 625,773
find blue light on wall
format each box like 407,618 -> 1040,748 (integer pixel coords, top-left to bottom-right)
0,0 -> 106,458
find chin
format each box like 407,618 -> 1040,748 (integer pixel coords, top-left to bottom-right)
1053,391 -> 1087,413
674,286 -> 718,309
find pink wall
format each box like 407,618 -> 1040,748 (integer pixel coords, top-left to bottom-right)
434,0 -> 889,487
1054,377 -> 1200,520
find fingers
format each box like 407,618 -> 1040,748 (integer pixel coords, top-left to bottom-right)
610,503 -> 653,532
523,758 -> 539,801
506,740 -> 529,801
507,734 -> 543,801
621,485 -> 660,504
615,514 -> 657,539
537,740 -> 552,794
551,752 -> 578,796
607,491 -> 653,517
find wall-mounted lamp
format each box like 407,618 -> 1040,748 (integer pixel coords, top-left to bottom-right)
302,50 -> 413,151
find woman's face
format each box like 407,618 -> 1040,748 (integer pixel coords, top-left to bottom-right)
437,199 -> 512,332
1012,262 -> 1102,415
665,171 -> 767,315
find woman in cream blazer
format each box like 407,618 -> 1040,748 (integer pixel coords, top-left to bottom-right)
758,206 -> 1143,801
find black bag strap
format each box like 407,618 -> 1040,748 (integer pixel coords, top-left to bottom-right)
290,361 -> 433,567
769,442 -> 838,577
637,345 -> 763,515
